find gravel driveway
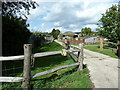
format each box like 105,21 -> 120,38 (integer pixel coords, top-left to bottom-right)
84,49 -> 118,88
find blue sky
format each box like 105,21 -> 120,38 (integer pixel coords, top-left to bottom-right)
26,0 -> 119,33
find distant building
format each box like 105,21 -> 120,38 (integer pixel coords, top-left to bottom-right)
84,37 -> 100,44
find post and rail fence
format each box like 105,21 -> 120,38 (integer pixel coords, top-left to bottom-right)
99,39 -> 120,57
0,43 -> 84,89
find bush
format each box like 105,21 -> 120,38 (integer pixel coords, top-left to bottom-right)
2,16 -> 31,56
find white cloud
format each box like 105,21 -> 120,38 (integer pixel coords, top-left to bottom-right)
69,24 -> 78,28
54,22 -> 61,27
27,0 -> 118,33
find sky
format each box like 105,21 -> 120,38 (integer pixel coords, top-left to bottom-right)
26,0 -> 119,33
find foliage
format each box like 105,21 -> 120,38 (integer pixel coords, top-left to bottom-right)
92,31 -> 98,36
97,4 -> 120,43
2,1 -> 38,19
51,29 -> 60,39
29,34 -> 46,48
33,32 -> 52,36
80,27 -> 93,37
2,16 -> 31,56
2,1 -> 38,56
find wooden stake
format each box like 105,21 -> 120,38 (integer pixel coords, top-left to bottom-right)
22,44 -> 32,89
117,41 -> 120,57
100,38 -> 103,51
78,43 -> 84,71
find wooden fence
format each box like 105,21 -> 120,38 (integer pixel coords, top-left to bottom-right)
99,38 -> 117,51
0,43 -> 84,89
99,39 -> 120,57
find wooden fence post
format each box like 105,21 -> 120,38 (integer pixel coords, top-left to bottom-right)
117,41 -> 120,57
78,43 -> 84,71
100,38 -> 103,51
22,44 -> 32,89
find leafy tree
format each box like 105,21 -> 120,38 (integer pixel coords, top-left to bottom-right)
2,1 -> 38,56
2,15 -> 31,56
97,4 -> 120,43
92,31 -> 98,36
80,27 -> 93,37
51,29 -> 60,39
2,1 -> 38,19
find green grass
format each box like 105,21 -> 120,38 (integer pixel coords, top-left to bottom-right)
2,42 -> 93,89
33,41 -> 63,53
71,42 -> 100,46
71,43 -> 79,46
84,42 -> 100,45
84,46 -> 118,58
104,43 -> 117,48
31,55 -> 93,88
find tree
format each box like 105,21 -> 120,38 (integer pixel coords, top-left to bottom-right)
80,27 -> 93,37
51,29 -> 60,39
2,1 -> 38,19
97,4 -> 120,43
2,1 -> 38,56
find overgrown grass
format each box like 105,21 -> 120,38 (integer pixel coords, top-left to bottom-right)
84,46 -> 118,58
2,42 -> 93,89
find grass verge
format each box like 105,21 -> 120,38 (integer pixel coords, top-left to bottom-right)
84,46 -> 118,58
71,42 -> 100,46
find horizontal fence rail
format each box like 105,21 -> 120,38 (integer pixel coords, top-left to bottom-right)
104,47 -> 117,50
104,42 -> 117,45
0,63 -> 79,82
0,55 -> 24,61
32,63 -> 79,78
32,51 -> 61,58
0,50 -> 79,61
0,77 -> 23,82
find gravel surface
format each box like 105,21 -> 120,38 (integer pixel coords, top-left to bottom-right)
84,49 -> 118,88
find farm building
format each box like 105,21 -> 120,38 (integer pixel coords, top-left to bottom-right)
84,37 -> 100,44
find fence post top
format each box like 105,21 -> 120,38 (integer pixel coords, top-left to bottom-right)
24,44 -> 32,48
79,43 -> 83,49
24,44 -> 32,46
117,41 -> 120,45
